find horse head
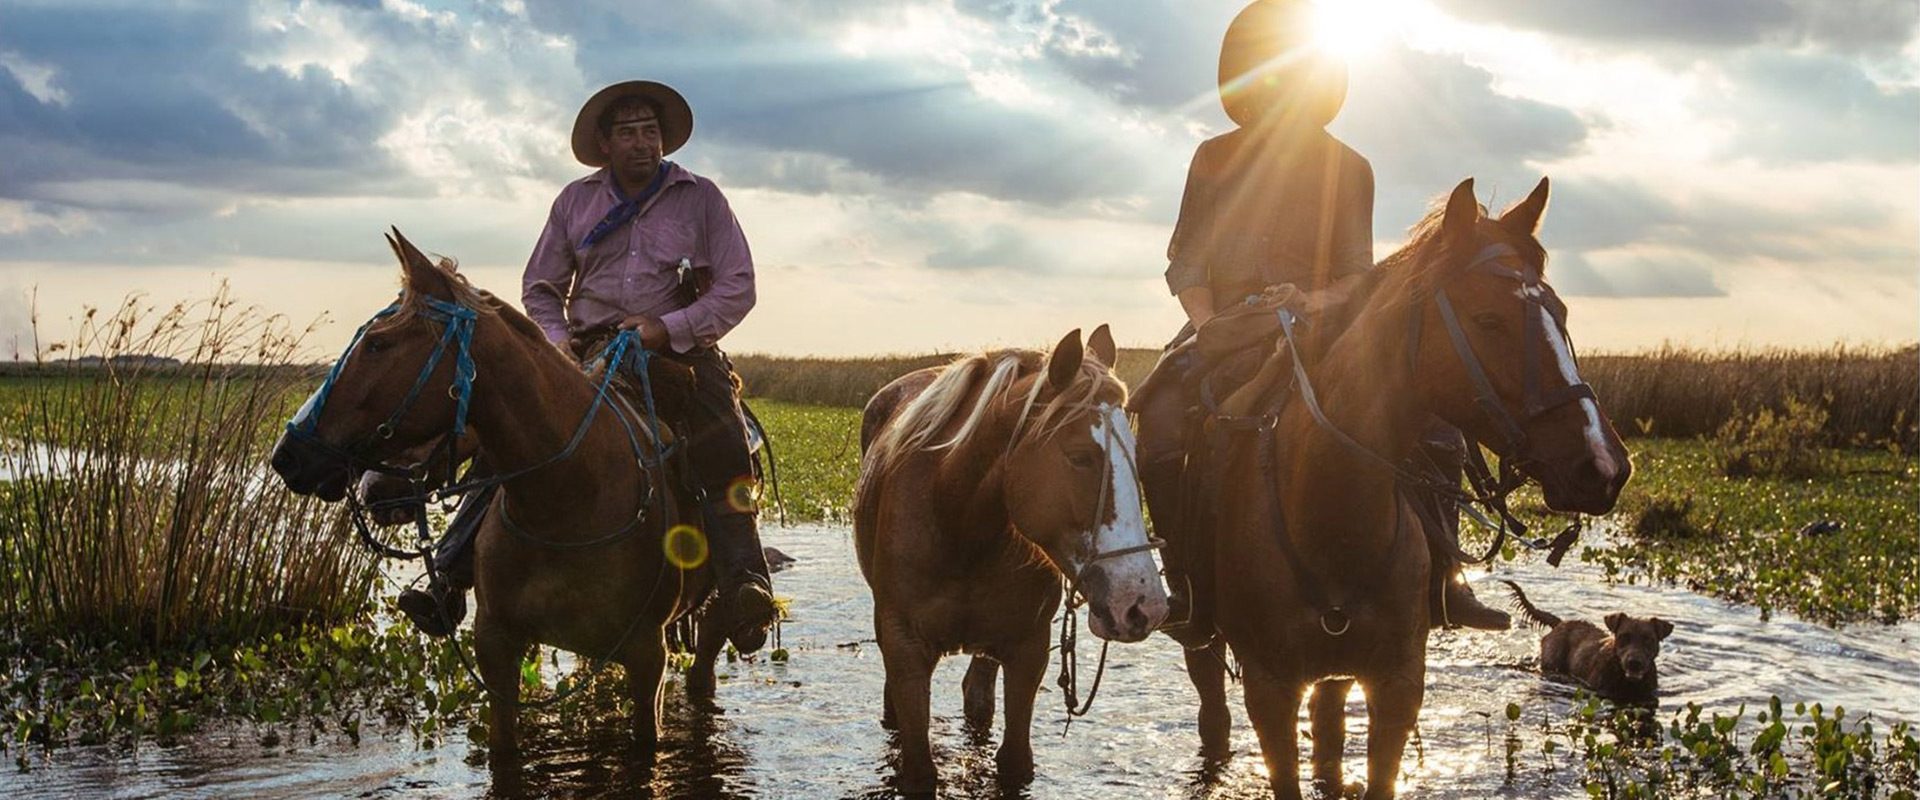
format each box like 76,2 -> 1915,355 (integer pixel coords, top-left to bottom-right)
272,228 -> 489,501
1001,326 -> 1170,642
1397,177 -> 1631,514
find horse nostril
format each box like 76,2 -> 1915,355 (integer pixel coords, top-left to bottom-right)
1124,599 -> 1150,634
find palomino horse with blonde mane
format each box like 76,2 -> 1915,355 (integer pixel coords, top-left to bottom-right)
856,326 -> 1170,794
1184,178 -> 1630,799
271,230 -> 707,771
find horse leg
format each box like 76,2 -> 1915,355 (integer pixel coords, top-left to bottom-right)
687,609 -> 725,703
474,621 -> 525,765
1310,678 -> 1353,796
1242,663 -> 1306,800
879,620 -> 939,795
1185,640 -> 1233,759
994,634 -> 1049,787
626,629 -> 669,759
1360,669 -> 1423,800
962,656 -> 998,730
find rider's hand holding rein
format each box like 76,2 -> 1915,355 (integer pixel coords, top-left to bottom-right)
619,314 -> 671,350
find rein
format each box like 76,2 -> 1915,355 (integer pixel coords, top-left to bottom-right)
1213,241 -> 1597,633
284,297 -> 684,710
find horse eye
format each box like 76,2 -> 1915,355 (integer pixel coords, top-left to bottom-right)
1067,451 -> 1100,469
1472,312 -> 1506,333
362,337 -> 387,355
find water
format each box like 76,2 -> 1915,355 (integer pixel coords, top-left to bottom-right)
5,522 -> 1916,798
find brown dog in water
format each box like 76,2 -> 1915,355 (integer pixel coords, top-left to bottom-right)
1502,580 -> 1674,703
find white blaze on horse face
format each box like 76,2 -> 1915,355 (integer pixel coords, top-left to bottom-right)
1538,303 -> 1617,475
1083,405 -> 1169,619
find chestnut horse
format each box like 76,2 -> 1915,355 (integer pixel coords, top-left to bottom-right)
855,327 -> 1170,794
1185,178 -> 1630,799
271,230 -> 706,769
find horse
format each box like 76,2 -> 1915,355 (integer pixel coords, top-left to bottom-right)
854,326 -> 1171,794
1182,178 -> 1631,799
270,229 -> 709,770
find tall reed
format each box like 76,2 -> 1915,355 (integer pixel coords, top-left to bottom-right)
0,287 -> 375,646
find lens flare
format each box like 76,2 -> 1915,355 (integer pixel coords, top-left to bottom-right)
663,524 -> 709,569
725,476 -> 759,514
1312,0 -> 1386,59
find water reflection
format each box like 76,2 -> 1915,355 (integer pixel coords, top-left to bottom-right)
4,522 -> 1917,798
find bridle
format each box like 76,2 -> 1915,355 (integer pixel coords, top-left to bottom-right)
283,295 -> 673,559
1424,242 -> 1597,461
1240,238 -> 1597,633
1055,400 -> 1163,722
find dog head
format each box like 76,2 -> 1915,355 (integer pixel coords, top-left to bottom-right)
1605,612 -> 1674,682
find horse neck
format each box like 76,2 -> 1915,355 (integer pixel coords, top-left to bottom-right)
927,394 -> 1020,546
1277,292 -> 1429,528
465,323 -> 640,511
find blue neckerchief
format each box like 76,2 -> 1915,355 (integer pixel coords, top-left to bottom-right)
580,161 -> 671,249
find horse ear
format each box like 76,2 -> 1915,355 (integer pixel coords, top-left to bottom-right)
1086,323 -> 1117,367
1046,328 -> 1084,392
1604,612 -> 1626,634
1440,178 -> 1479,263
391,226 -> 454,301
1499,176 -> 1550,237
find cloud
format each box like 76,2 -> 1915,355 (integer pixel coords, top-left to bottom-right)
1708,52 -> 1920,164
1430,0 -> 1919,54
1552,250 -> 1726,299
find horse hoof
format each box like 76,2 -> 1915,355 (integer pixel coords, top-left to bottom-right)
994,745 -> 1034,786
896,769 -> 937,797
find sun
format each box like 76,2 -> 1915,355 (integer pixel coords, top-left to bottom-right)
1311,0 -> 1391,59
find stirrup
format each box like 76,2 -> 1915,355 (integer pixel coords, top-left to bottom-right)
1155,572 -> 1216,651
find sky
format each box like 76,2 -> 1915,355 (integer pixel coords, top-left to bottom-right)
1,0 -> 1916,358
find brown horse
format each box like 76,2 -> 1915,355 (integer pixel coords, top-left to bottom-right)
270,230 -> 707,770
855,326 -> 1170,794
1183,178 -> 1630,799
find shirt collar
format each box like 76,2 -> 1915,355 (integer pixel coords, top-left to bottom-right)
587,161 -> 694,195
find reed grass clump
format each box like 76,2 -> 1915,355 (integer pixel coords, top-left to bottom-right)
0,288 -> 375,646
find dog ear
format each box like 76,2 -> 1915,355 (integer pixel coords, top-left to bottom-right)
1653,618 -> 1674,640
1604,612 -> 1626,634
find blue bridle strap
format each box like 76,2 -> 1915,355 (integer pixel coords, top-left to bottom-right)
287,295 -> 479,446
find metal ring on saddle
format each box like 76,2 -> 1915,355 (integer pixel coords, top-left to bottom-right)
1320,607 -> 1351,637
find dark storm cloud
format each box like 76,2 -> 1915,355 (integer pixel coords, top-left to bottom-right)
1430,0 -> 1919,53
0,3 -> 404,208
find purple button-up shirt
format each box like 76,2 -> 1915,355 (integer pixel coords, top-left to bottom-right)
521,163 -> 755,353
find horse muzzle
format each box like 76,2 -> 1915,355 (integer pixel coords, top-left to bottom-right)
1533,447 -> 1631,516
270,428 -> 354,502
1077,559 -> 1171,643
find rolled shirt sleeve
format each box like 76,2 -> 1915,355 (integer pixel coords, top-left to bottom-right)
521,196 -> 578,345
658,180 -> 756,353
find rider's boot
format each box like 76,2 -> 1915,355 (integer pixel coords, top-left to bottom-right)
1419,486 -> 1510,631
1143,456 -> 1215,650
397,483 -> 489,638
704,501 -> 778,653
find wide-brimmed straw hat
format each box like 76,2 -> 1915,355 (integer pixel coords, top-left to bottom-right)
570,80 -> 694,167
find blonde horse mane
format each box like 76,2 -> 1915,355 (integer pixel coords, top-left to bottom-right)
867,349 -> 1126,474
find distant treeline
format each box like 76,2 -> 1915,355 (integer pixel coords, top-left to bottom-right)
734,345 -> 1919,450
7,345 -> 1909,448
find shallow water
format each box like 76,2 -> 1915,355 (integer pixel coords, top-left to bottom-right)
6,522 -> 1917,798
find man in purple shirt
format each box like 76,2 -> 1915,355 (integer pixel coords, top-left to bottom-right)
522,80 -> 776,653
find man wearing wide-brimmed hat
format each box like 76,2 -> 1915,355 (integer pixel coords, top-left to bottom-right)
518,79 -> 778,653
1134,0 -> 1510,651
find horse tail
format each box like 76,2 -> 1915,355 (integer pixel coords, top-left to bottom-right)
1501,579 -> 1562,629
